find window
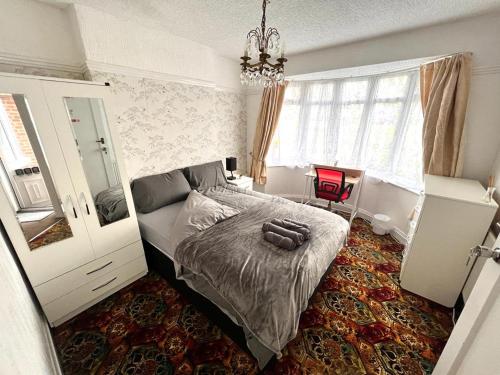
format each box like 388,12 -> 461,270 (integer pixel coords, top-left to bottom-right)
267,71 -> 423,190
0,95 -> 30,169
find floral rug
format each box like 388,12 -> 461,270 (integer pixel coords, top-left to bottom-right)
52,218 -> 452,374
28,218 -> 73,250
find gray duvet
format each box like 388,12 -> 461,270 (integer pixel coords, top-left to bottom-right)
173,185 -> 348,356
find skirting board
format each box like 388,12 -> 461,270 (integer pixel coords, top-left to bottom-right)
277,193 -> 408,245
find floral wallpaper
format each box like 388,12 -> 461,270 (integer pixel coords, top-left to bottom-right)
89,71 -> 247,180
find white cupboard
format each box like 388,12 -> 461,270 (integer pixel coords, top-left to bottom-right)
400,174 -> 498,307
0,73 -> 147,326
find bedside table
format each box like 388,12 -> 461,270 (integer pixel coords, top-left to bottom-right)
227,175 -> 253,190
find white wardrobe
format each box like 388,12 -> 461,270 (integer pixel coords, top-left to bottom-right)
400,175 -> 498,307
0,73 -> 147,326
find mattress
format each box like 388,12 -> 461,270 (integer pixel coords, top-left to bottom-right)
136,200 -> 185,259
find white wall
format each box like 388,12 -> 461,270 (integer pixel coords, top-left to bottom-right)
0,231 -> 60,374
0,0 -> 82,65
285,11 -> 500,184
0,0 -> 246,180
246,11 -> 500,235
71,3 -> 241,91
0,0 -> 242,90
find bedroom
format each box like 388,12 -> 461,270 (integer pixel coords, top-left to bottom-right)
0,0 -> 499,374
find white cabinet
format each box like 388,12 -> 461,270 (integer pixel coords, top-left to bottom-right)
227,175 -> 253,190
400,175 -> 498,307
0,73 -> 147,326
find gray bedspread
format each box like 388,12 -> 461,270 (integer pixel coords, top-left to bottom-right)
174,185 -> 348,355
95,185 -> 129,223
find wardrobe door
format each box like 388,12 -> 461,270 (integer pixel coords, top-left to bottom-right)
0,75 -> 94,286
41,81 -> 140,258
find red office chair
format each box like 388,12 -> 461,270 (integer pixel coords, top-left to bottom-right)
314,168 -> 354,209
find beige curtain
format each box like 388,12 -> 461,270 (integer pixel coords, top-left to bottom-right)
420,52 -> 472,177
250,82 -> 288,184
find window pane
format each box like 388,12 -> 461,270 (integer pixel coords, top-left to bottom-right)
342,80 -> 369,102
268,104 -> 300,165
266,70 -> 423,190
336,103 -> 364,163
284,84 -> 301,102
375,75 -> 409,100
303,104 -> 330,163
395,98 -> 424,186
364,102 -> 403,171
308,82 -> 334,102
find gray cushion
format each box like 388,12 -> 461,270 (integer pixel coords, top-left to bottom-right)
131,169 -> 191,213
183,160 -> 228,189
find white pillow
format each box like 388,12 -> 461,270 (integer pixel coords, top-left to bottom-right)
170,190 -> 239,250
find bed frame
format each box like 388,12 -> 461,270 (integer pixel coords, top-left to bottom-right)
143,241 -> 252,350
143,238 -> 338,371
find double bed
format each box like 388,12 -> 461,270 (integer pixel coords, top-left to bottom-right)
133,161 -> 349,368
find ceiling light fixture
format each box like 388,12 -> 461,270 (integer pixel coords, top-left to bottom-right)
240,0 -> 286,87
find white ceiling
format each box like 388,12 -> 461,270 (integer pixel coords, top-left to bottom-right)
47,0 -> 500,59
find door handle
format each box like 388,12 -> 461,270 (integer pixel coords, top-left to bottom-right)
96,137 -> 105,144
80,192 -> 90,215
86,261 -> 113,275
66,195 -> 78,218
468,245 -> 500,265
92,277 -> 117,292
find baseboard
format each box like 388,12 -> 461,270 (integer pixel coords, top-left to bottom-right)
275,193 -> 408,245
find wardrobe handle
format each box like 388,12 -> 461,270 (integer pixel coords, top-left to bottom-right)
80,192 -> 90,215
86,261 -> 113,275
92,277 -> 117,292
67,195 -> 77,218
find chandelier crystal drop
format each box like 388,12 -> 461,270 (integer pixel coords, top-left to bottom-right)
240,0 -> 287,87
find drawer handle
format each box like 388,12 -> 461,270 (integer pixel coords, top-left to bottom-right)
86,261 -> 113,275
92,276 -> 117,292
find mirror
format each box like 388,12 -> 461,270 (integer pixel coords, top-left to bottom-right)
0,93 -> 73,250
64,97 -> 129,226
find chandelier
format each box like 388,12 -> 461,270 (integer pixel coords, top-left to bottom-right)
240,0 -> 287,87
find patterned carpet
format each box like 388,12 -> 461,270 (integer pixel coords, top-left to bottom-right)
52,218 -> 452,374
28,218 -> 72,250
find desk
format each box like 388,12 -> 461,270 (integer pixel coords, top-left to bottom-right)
301,168 -> 364,227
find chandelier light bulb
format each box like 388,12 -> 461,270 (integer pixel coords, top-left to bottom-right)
240,0 -> 287,87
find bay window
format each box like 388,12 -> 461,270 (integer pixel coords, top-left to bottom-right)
267,70 -> 424,190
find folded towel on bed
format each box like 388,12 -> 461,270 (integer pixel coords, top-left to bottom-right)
263,231 -> 297,250
284,218 -> 311,230
270,218 -> 311,240
262,222 -> 305,246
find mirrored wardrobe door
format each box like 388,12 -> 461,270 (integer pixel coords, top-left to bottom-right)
64,97 -> 130,227
0,75 -> 95,286
41,81 -> 140,258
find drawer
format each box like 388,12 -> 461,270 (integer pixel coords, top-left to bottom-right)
43,255 -> 147,325
35,241 -> 144,305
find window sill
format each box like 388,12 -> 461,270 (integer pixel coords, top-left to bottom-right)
267,165 -> 422,195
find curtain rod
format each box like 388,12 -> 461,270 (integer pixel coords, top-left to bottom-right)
288,52 -> 473,82
415,51 -> 473,65
288,66 -> 420,82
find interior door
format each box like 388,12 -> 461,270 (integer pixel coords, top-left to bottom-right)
41,81 -> 140,258
433,233 -> 500,374
0,74 -> 95,286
